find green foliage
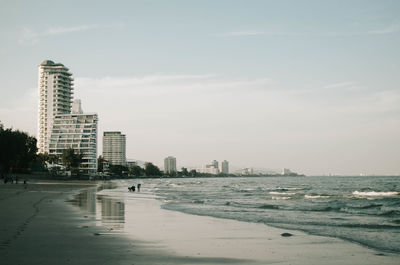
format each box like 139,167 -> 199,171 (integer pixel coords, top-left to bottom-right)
189,169 -> 197,177
129,165 -> 144,176
144,162 -> 162,176
61,148 -> 82,170
109,164 -> 128,176
181,167 -> 189,176
48,154 -> 59,164
36,152 -> 49,164
97,155 -> 105,172
0,123 -> 37,175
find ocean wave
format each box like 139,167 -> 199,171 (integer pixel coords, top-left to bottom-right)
269,191 -> 296,195
272,196 -> 291,200
305,195 -> 330,199
277,187 -> 304,191
353,191 -> 399,197
258,204 -> 280,209
378,210 -> 400,217
168,183 -> 184,188
349,203 -> 383,209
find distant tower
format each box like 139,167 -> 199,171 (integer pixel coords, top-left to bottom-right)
37,60 -> 74,153
220,160 -> 229,174
103,132 -> 126,166
71,99 -> 83,114
164,156 -> 177,174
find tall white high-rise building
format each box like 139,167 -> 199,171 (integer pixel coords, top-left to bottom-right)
37,60 -> 74,153
220,160 -> 229,174
164,156 -> 177,174
103,132 -> 126,166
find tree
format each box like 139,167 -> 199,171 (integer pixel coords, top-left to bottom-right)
0,123 -> 38,175
189,169 -> 197,177
48,154 -> 59,164
129,165 -> 144,176
97,155 -> 105,172
61,148 -> 82,171
181,167 -> 189,176
109,164 -> 128,176
36,153 -> 49,165
144,162 -> 162,176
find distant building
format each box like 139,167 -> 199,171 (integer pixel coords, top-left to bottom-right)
197,160 -> 220,175
126,160 -> 138,169
220,160 -> 229,174
241,168 -> 254,175
164,156 -> 177,174
37,60 -> 74,153
282,168 -> 293,175
204,164 -> 219,174
103,132 -> 126,166
48,100 -> 98,174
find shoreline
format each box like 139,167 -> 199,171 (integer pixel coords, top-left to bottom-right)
97,186 -> 400,265
1,180 -> 399,265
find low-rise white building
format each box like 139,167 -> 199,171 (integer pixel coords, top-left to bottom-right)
48,100 -> 98,174
282,168 -> 293,175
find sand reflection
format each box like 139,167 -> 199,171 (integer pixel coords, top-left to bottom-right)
71,188 -> 125,230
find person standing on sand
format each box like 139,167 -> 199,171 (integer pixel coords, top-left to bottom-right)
23,180 -> 27,189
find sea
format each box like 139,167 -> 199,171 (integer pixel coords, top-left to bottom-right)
80,176 -> 400,254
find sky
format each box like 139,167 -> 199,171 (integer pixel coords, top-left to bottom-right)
0,0 -> 399,175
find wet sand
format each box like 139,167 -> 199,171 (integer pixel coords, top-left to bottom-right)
0,180 -> 399,265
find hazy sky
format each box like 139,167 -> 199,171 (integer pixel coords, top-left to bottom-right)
1,0 -> 399,175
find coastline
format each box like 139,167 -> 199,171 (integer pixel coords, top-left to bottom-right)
1,180 -> 399,265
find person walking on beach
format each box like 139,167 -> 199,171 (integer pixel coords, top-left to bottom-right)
137,183 -> 141,191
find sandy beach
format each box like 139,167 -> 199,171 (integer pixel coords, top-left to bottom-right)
1,180 -> 399,265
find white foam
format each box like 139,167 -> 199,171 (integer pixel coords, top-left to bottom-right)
353,191 -> 399,197
278,187 -> 304,191
269,192 -> 295,195
305,195 -> 330,199
272,196 -> 291,200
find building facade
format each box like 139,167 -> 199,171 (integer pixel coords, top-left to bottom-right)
103,132 -> 126,166
164,156 -> 177,174
220,160 -> 229,174
38,60 -> 74,153
282,168 -> 293,175
48,108 -> 98,174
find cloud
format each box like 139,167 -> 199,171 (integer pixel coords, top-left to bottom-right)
3,73 -> 399,174
225,30 -> 266,37
75,74 -> 273,95
224,23 -> 400,38
19,23 -> 124,45
19,27 -> 39,45
323,81 -> 356,89
44,25 -> 101,35
364,24 -> 400,35
0,86 -> 37,135
224,30 -> 301,37
322,81 -> 366,92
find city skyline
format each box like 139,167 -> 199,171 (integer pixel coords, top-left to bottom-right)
1,1 -> 400,175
